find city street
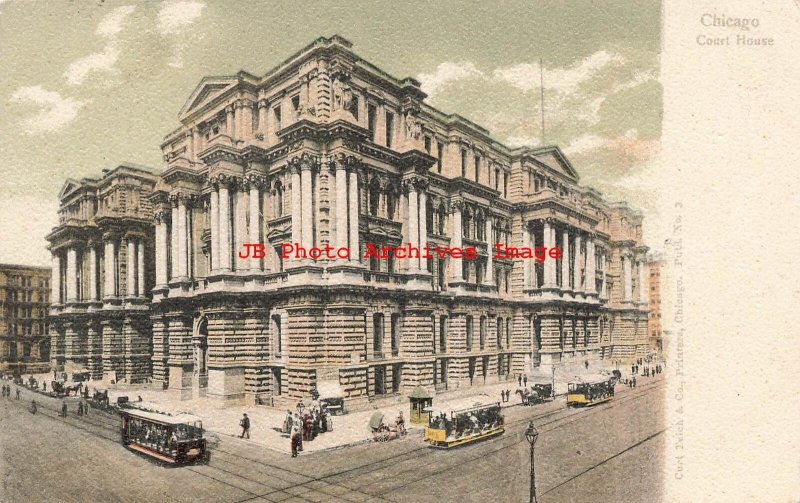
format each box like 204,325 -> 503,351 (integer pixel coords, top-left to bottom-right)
0,377 -> 664,503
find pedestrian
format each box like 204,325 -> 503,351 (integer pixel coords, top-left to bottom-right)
584,360 -> 589,370
84,400 -> 90,416
43,382 -> 46,393
61,402 -> 68,418
632,376 -> 637,388
77,401 -> 84,416
291,427 -> 301,457
15,387 -> 20,400
30,400 -> 37,414
631,364 -> 635,374
239,413 -> 250,439
518,375 -> 522,387
523,375 -> 528,387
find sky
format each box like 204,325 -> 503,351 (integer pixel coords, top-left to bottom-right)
0,0 -> 663,266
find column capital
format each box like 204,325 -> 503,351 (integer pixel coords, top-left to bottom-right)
331,152 -> 361,172
288,152 -> 321,173
449,198 -> 464,213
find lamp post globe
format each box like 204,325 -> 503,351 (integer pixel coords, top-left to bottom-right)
525,421 -> 539,445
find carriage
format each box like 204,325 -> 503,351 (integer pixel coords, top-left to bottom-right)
120,409 -> 208,465
517,383 -> 554,406
424,402 -> 504,448
368,411 -> 406,442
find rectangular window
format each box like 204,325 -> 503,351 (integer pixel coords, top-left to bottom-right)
466,316 -> 473,351
436,142 -> 444,173
439,316 -> 447,352
479,316 -> 486,350
391,314 -> 400,356
367,104 -> 377,140
494,168 -> 500,190
291,95 -> 300,120
351,96 -> 359,121
474,155 -> 481,183
461,150 -> 467,177
503,173 -> 508,198
273,106 -> 282,131
385,112 -> 394,149
373,313 -> 384,358
424,135 -> 432,154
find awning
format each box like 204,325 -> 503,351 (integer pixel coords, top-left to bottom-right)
408,386 -> 432,400
316,380 -> 344,398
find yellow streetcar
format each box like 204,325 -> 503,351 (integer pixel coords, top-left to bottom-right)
424,402 -> 504,448
566,378 -> 615,407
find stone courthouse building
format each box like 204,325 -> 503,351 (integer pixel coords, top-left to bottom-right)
48,36 -> 649,407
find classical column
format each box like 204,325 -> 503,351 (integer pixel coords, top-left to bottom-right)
155,213 -> 168,287
573,234 -> 582,292
418,188 -> 428,272
484,215 -> 494,286
450,203 -> 463,282
375,103 -> 387,146
66,247 -> 77,303
407,184 -> 419,272
290,166 -> 302,247
623,255 -> 633,301
170,203 -> 179,279
301,162 -> 314,250
561,230 -> 570,290
126,237 -> 136,297
210,187 -> 219,272
104,239 -> 115,297
137,239 -> 145,296
257,99 -> 269,140
234,186 -> 248,271
638,259 -> 647,303
177,197 -> 188,278
225,105 -> 235,140
249,179 -> 262,271
88,244 -> 98,301
522,224 -> 531,289
586,238 -> 596,294
218,182 -> 231,271
348,168 -> 359,262
335,161 -> 348,251
543,221 -> 556,288
186,129 -> 194,162
51,252 -> 61,304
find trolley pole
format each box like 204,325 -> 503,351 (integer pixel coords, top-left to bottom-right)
525,421 -> 539,503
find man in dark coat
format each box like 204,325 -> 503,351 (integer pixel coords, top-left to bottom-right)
239,413 -> 250,439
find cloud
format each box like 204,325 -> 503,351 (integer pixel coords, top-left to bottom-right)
96,5 -> 136,38
65,44 -> 121,86
9,86 -> 87,134
157,1 -> 205,35
565,129 -> 660,162
65,5 -> 135,86
493,51 -> 626,94
418,62 -> 484,97
504,135 -> 542,149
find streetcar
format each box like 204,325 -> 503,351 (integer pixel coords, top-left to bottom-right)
120,409 -> 208,465
424,402 -> 504,448
566,377 -> 615,407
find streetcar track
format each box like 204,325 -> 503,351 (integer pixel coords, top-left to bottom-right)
343,382 -> 665,498
4,377 -> 663,503
234,380 -> 664,502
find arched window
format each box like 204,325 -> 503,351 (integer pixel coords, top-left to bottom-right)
476,211 -> 485,241
386,190 -> 396,220
272,181 -> 283,218
369,180 -> 381,217
438,204 -> 446,234
462,209 -> 472,239
426,197 -> 434,233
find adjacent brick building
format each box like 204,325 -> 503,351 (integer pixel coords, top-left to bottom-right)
0,264 -> 51,374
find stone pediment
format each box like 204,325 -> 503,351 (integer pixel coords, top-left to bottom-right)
178,77 -> 238,118
58,179 -> 82,200
528,146 -> 579,182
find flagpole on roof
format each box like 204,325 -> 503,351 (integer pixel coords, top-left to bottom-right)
540,57 -> 545,146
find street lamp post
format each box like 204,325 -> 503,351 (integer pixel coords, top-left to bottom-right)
525,421 -> 539,503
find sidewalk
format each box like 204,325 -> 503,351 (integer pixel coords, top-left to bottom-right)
25,359 -> 630,455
